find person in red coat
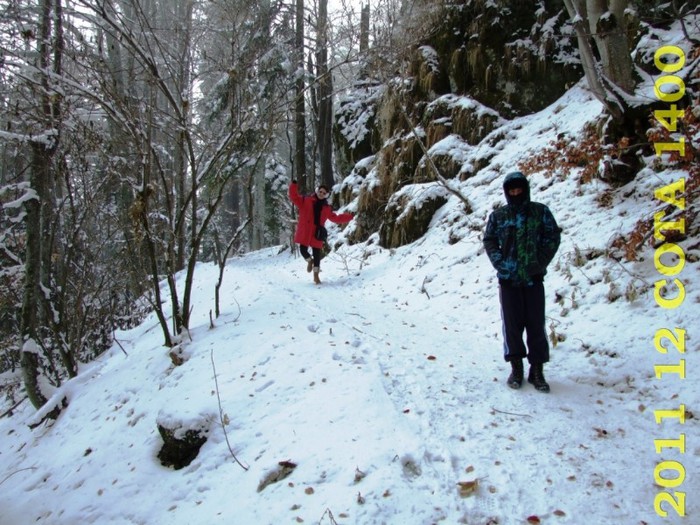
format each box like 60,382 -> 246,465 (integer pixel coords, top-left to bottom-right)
289,180 -> 353,284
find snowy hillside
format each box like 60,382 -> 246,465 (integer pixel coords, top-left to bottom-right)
1,83 -> 698,525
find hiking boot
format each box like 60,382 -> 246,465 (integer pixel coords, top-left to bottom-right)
313,267 -> 321,285
528,363 -> 550,393
305,257 -> 313,273
507,359 -> 524,389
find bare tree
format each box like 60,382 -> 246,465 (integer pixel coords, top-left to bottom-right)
1,0 -> 159,413
562,0 -> 635,120
19,0 -> 64,411
316,0 -> 334,189
76,0 -> 293,345
360,3 -> 370,55
294,0 -> 309,191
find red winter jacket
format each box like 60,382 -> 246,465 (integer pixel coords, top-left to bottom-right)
289,182 -> 353,248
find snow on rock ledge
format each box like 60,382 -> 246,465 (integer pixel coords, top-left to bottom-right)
380,182 -> 451,248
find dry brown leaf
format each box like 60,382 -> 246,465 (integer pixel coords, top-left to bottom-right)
457,479 -> 479,497
257,461 -> 298,492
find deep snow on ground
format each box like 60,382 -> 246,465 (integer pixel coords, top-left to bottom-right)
1,82 -> 699,525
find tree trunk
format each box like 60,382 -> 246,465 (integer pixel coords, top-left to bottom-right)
50,0 -> 77,379
251,164 -> 265,250
20,0 -> 59,410
562,0 -> 623,120
360,4 -> 370,54
173,0 -> 193,273
587,0 -> 635,94
102,2 -> 145,298
21,145 -> 50,409
294,0 -> 308,191
317,0 -> 334,189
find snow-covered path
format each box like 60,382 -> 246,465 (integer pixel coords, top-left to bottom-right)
185,244 -> 693,525
285,251 -> 647,525
1,243 -> 697,525
3,80 -> 699,523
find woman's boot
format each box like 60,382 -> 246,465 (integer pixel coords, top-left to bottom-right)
313,267 -> 321,285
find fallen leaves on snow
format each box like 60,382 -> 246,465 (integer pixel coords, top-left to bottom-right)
457,479 -> 479,497
354,467 -> 367,483
257,460 -> 297,492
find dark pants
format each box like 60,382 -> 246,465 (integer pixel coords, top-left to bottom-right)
299,245 -> 322,268
499,282 -> 549,364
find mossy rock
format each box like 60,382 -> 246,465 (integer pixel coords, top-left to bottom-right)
380,185 -> 450,248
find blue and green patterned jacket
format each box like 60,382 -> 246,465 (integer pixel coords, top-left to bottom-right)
483,172 -> 561,286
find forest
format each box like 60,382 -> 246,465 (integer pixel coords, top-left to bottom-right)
0,0 -> 697,418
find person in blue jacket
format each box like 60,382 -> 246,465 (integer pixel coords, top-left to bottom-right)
483,171 -> 561,392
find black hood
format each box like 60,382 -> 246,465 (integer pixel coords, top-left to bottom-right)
503,171 -> 530,207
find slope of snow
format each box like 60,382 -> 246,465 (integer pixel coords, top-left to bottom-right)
1,85 -> 698,525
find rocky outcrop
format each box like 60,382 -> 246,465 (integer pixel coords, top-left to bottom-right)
344,91 -> 506,248
408,0 -> 581,118
379,183 -> 451,247
335,1 -> 581,249
334,82 -> 385,182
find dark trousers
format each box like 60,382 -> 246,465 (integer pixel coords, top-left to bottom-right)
499,282 -> 549,364
299,245 -> 322,268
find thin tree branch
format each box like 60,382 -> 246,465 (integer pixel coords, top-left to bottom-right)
210,349 -> 248,471
0,467 -> 37,486
491,407 -> 532,418
399,106 -> 472,212
0,396 -> 28,419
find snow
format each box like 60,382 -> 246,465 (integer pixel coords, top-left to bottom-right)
388,182 -> 452,223
418,46 -> 440,73
2,68 -> 699,525
1,184 -> 39,211
336,83 -> 384,150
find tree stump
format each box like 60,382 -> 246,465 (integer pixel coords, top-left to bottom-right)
156,414 -> 211,470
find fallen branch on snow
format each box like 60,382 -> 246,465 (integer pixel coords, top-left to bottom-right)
491,407 -> 532,419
